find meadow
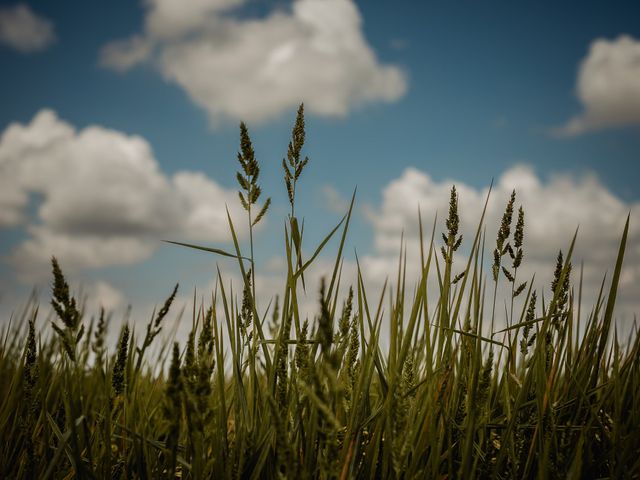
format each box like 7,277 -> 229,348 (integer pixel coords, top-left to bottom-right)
1,105 -> 638,479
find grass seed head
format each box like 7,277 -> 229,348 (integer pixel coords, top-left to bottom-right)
446,185 -> 460,243
295,319 -> 310,375
338,286 -> 354,339
23,314 -> 39,417
240,269 -> 253,329
496,191 -> 516,250
521,291 -> 537,356
50,258 -> 83,360
514,205 -> 525,250
155,283 -> 178,329
237,121 -> 271,224
92,307 -> 108,363
283,103 -> 309,208
112,324 -> 129,397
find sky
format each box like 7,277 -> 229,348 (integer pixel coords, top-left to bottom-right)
0,0 -> 639,337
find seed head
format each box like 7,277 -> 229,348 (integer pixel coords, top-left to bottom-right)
295,320 -> 310,374
446,186 -> 460,241
514,206 -> 525,249
316,278 -> 334,362
112,324 -> 129,397
520,291 -> 537,356
51,257 -> 80,330
24,314 -> 39,411
347,318 -> 359,388
240,269 -> 253,329
338,287 -> 354,339
496,190 -> 516,251
283,103 -> 309,208
237,121 -> 271,224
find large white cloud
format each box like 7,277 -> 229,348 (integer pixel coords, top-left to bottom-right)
354,165 -> 640,325
0,110 -> 244,281
558,35 -> 640,135
0,4 -> 56,53
100,0 -> 407,124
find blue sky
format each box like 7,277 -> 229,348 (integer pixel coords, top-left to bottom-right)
0,0 -> 639,326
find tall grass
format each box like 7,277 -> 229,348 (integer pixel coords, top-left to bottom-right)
1,105 -> 638,479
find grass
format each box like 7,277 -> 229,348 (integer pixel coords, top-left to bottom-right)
1,104 -> 638,479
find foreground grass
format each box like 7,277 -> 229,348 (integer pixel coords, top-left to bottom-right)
1,106 -> 639,479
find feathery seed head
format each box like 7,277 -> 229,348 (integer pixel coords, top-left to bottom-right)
514,281 -> 527,297
295,319 -> 310,374
496,190 -> 516,250
338,287 -> 354,339
51,257 -> 80,331
502,266 -> 515,283
112,324 -> 129,397
155,283 -> 178,328
283,103 -> 309,209
240,269 -> 253,329
492,191 -> 517,281
492,248 -> 501,281
198,306 -> 214,358
551,250 -> 564,293
24,315 -> 38,401
452,271 -> 465,284
92,307 -> 108,360
446,185 -> 460,240
514,206 -> 525,249
442,185 -> 463,257
521,291 -> 537,355
346,317 -> 360,387
237,121 -> 270,222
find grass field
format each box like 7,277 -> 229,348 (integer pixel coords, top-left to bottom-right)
1,106 -> 638,479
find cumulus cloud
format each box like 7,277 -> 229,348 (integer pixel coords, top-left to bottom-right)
100,0 -> 407,124
360,164 -> 639,323
558,35 -> 640,135
0,4 -> 56,53
0,109 -> 244,281
99,35 -> 152,72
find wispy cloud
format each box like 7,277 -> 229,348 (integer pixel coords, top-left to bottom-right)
0,4 -> 56,53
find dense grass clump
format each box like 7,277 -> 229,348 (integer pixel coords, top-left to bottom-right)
1,105 -> 639,479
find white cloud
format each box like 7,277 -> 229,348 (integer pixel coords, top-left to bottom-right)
0,109 -> 245,281
100,0 -> 407,125
558,35 -> 640,135
0,4 -> 56,53
361,164 -> 640,324
99,35 -> 152,72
